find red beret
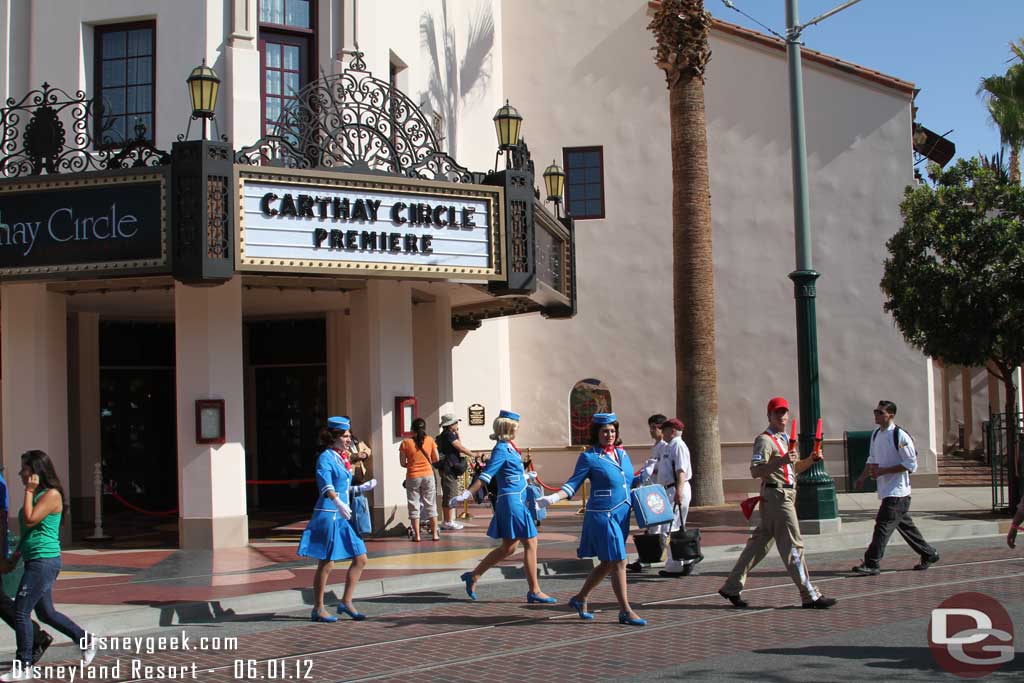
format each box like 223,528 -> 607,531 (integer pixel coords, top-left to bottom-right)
661,418 -> 685,431
767,396 -> 789,414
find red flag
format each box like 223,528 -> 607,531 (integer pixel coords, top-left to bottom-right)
789,419 -> 798,451
740,496 -> 762,520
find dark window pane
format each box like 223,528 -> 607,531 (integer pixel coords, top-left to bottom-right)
586,200 -> 602,216
266,70 -> 281,95
284,45 -> 299,71
285,0 -> 310,28
101,116 -> 125,145
103,60 -> 126,87
102,31 -> 125,59
284,71 -> 299,95
127,29 -> 153,57
265,97 -> 281,123
126,85 -> 152,113
126,57 -> 151,85
261,0 -> 285,24
266,43 -> 281,68
101,88 -> 125,115
584,166 -> 601,183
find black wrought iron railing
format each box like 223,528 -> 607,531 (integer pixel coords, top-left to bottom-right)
987,411 -> 1023,512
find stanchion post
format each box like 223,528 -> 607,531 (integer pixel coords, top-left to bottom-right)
85,462 -> 111,541
458,467 -> 473,520
576,479 -> 589,515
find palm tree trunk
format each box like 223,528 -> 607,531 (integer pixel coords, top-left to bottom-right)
1011,145 -> 1021,184
668,67 -> 724,506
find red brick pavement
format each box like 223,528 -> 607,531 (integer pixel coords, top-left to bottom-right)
28,545 -> 1024,682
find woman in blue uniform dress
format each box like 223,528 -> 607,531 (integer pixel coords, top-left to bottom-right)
298,416 -> 377,622
449,410 -> 556,604
538,413 -> 646,625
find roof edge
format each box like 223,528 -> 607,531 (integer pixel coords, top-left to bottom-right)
646,2 -> 915,96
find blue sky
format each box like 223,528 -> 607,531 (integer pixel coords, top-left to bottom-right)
706,0 -> 1024,165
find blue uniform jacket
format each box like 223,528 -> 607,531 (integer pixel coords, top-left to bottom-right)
561,446 -> 641,561
560,446 -> 640,509
478,441 -> 536,540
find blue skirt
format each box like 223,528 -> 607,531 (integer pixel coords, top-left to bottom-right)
298,508 -> 367,562
487,490 -> 538,540
577,503 -> 631,562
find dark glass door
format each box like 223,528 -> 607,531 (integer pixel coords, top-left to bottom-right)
100,368 -> 178,511
251,366 -> 326,509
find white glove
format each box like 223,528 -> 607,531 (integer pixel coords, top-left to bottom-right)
526,471 -> 539,480
354,478 -> 377,493
333,498 -> 352,519
536,493 -> 560,509
449,490 -> 472,508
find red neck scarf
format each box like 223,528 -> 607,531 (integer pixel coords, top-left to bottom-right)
333,446 -> 352,472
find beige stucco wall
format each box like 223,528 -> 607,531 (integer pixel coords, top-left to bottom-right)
498,0 -> 933,488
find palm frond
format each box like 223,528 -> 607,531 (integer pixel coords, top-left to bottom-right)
459,4 -> 495,101
419,12 -> 445,99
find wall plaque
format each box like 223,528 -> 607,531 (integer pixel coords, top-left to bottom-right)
468,404 -> 486,426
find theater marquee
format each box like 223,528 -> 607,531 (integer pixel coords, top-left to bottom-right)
236,167 -> 504,280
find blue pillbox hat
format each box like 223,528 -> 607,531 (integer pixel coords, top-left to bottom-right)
498,409 -> 521,421
327,416 -> 351,431
591,413 -> 618,425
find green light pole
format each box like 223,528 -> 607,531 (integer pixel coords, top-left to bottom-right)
785,0 -> 863,526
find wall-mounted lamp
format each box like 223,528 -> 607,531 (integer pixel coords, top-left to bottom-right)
493,100 -> 523,171
543,160 -> 566,217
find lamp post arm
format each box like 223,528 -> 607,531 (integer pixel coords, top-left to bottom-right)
789,0 -> 865,39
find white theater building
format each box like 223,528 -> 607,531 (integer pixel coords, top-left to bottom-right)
0,0 -> 1004,549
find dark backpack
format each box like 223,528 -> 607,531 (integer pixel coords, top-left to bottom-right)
871,425 -> 907,450
437,431 -> 469,475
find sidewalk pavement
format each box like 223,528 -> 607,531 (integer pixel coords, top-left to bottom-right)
0,486 -> 1008,650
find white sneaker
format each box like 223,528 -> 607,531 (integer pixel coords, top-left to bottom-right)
1,666 -> 35,681
81,638 -> 99,667
448,521 -> 465,530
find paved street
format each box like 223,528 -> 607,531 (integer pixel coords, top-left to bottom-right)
15,535 -> 1024,682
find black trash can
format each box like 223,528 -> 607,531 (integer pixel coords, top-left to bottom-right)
845,430 -> 877,494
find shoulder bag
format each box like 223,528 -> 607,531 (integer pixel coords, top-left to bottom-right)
668,505 -> 702,562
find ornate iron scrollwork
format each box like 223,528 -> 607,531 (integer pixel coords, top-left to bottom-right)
235,53 -> 478,183
0,83 -> 170,178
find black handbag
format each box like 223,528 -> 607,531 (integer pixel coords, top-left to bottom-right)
633,532 -> 665,563
668,505 -> 702,562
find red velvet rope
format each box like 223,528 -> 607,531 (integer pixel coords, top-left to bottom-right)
108,490 -> 178,517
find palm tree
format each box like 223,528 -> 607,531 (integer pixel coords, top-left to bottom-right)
648,0 -> 724,506
978,63 -> 1024,183
419,0 -> 494,159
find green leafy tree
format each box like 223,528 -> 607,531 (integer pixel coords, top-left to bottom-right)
882,158 -> 1024,507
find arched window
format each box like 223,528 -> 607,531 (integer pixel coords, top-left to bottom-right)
569,379 -> 612,446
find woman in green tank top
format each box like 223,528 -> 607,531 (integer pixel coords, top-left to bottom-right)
0,450 -> 97,681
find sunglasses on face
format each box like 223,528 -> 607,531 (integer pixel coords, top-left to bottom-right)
873,409 -> 890,416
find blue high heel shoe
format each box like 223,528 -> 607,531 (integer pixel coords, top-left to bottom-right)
310,609 -> 338,623
568,596 -> 593,620
337,604 -> 367,621
526,592 -> 557,604
460,572 -> 477,601
618,610 -> 646,626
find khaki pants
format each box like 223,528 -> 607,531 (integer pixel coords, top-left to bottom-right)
721,487 -> 820,602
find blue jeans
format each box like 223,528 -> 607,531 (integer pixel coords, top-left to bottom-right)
14,557 -> 85,664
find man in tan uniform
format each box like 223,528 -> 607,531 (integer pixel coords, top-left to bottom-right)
718,396 -> 836,609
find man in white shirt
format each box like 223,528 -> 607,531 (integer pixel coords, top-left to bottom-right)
852,400 -> 939,575
627,414 -> 668,573
655,418 -> 701,577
